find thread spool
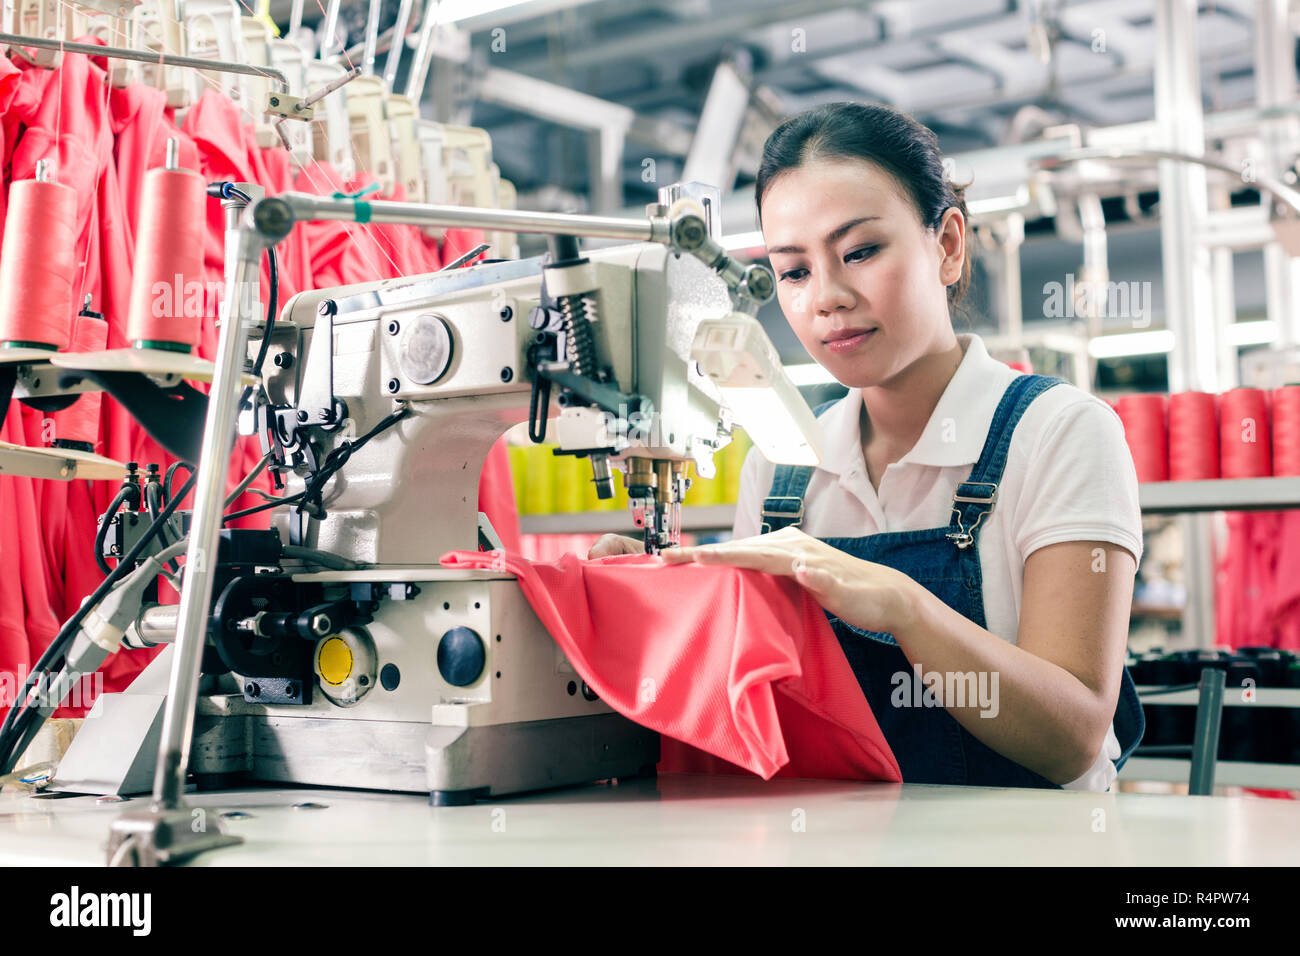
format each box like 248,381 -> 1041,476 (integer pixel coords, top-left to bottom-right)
125,142 -> 207,351
507,444 -> 529,512
1219,388 -> 1272,478
1168,391 -> 1219,481
554,451 -> 583,513
685,460 -> 721,507
1115,394 -> 1169,483
519,444 -> 555,514
1273,385 -> 1300,477
49,303 -> 109,449
0,161 -> 79,353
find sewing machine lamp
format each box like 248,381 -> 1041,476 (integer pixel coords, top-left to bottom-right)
691,313 -> 823,467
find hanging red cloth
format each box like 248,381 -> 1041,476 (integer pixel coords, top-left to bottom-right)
439,549 -> 901,782
1216,511 -> 1300,651
441,227 -> 488,267
178,88 -> 283,526
1,51 -> 123,717
183,87 -> 256,277
1274,513 -> 1300,651
247,143 -> 311,296
478,438 -> 520,553
371,181 -> 438,275
294,161 -> 392,287
0,53 -> 36,711
0,54 -> 23,226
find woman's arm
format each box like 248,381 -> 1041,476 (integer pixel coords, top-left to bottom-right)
892,539 -> 1134,784
662,529 -> 1136,785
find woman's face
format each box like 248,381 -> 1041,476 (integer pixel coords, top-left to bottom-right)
760,157 -> 965,389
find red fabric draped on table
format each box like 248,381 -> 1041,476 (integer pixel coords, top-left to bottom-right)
440,549 -> 901,782
0,51 -> 518,721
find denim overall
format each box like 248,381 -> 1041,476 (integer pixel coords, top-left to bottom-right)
761,373 -> 1145,788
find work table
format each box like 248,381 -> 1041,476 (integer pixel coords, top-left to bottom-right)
1,773 -> 1295,865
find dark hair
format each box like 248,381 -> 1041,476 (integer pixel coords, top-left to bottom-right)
755,101 -> 973,309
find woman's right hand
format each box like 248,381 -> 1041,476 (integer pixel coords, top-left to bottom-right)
587,534 -> 644,559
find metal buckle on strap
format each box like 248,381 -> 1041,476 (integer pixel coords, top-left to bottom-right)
953,482 -> 999,506
945,532 -> 976,549
760,496 -> 804,531
947,482 -> 999,549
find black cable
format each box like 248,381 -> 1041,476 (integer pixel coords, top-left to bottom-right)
146,481 -> 182,577
238,225 -> 278,416
528,375 -> 551,444
93,485 -> 134,577
6,410 -> 405,765
0,472 -> 198,773
163,461 -> 193,504
240,246 -> 278,390
223,490 -> 305,524
254,245 -> 277,378
222,405 -> 410,526
298,406 -> 409,504
145,479 -> 161,524
210,184 -> 280,421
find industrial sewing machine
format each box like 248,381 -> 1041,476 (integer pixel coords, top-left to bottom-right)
48,184 -> 822,809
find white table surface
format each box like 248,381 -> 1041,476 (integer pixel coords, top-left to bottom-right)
2,774 -> 1297,865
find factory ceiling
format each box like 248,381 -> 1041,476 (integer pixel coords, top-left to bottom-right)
269,0 -> 1268,217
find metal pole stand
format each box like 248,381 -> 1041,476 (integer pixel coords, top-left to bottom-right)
105,804 -> 243,866
1188,667 -> 1227,796
105,197 -> 289,867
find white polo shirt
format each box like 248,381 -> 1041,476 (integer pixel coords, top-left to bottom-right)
732,332 -> 1144,792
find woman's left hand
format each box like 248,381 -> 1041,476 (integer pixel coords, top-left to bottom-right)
660,526 -> 922,635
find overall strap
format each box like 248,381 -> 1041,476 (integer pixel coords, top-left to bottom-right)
946,374 -> 1064,550
760,397 -> 838,534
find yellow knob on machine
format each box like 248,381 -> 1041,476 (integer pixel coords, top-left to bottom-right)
313,629 -> 377,705
316,635 -> 354,687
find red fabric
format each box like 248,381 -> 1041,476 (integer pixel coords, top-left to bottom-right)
440,549 -> 901,782
479,438 -> 521,553
518,533 -> 603,563
292,162 -> 389,287
178,89 -> 289,531
441,227 -> 488,267
372,182 -> 435,275
2,52 -> 122,716
1216,511 -> 1300,651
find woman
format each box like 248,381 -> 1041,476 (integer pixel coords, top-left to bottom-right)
591,101 -> 1145,791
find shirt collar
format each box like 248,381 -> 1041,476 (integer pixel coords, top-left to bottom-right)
815,333 -> 1018,475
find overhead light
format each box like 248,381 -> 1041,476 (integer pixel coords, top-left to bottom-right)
435,1 -> 539,25
1088,330 -> 1175,359
1225,320 -> 1277,347
721,231 -> 765,253
692,314 -> 823,466
967,186 -> 1032,219
436,0 -> 601,26
1088,322 -> 1278,359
